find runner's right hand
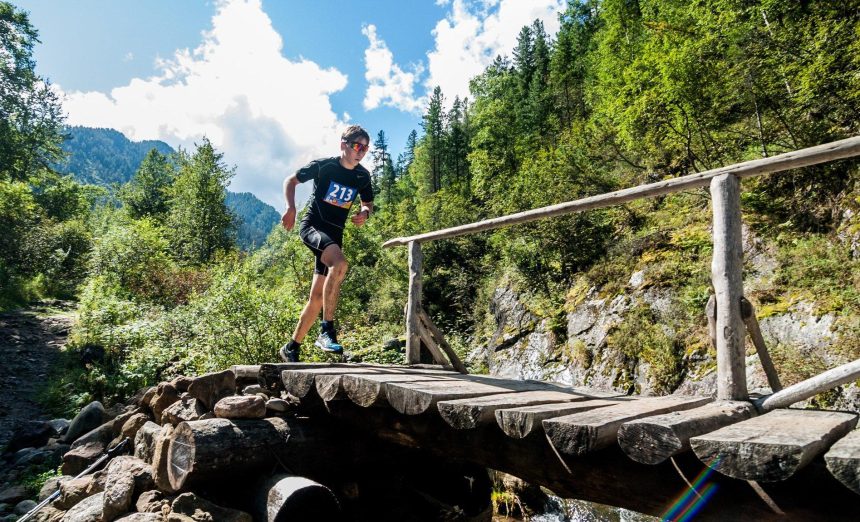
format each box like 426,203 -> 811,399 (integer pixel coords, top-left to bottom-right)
281,207 -> 296,231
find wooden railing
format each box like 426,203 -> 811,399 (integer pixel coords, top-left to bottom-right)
382,136 -> 860,404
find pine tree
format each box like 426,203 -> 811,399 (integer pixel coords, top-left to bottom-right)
120,148 -> 175,220
423,87 -> 446,193
167,139 -> 236,264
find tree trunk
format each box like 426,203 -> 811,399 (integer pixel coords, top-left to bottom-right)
256,474 -> 340,522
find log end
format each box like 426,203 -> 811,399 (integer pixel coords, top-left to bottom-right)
437,403 -> 481,430
344,378 -> 385,408
167,422 -> 195,491
617,423 -> 682,465
543,420 -> 592,457
495,410 -> 534,439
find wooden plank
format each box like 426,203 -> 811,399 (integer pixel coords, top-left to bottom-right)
495,399 -> 625,439
315,369 -> 456,402
282,367 -> 389,399
385,377 -> 561,416
618,401 -> 756,465
759,358 -> 860,412
691,409 -> 858,482
438,389 -> 620,430
344,373 -> 463,407
406,241 -> 423,364
711,173 -> 748,400
825,428 -> 860,495
382,136 -> 860,247
543,396 -> 712,457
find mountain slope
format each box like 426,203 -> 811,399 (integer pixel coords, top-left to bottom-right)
56,126 -> 279,250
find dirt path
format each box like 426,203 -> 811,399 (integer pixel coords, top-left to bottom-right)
0,301 -> 75,450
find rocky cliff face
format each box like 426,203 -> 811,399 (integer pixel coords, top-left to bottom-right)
471,226 -> 860,411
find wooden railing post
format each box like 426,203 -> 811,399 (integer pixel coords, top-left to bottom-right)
711,174 -> 748,400
406,241 -> 423,364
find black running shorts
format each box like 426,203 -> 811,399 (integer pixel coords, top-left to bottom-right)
299,223 -> 343,276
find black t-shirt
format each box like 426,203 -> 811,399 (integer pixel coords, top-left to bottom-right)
297,157 -> 374,231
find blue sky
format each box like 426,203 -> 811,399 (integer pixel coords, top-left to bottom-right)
16,0 -> 566,208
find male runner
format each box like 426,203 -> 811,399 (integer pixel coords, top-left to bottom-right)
279,125 -> 374,361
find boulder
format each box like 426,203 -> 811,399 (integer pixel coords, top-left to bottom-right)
135,490 -> 172,513
12,447 -> 54,467
120,413 -> 151,442
63,401 -> 108,444
133,422 -> 161,464
115,514 -> 163,521
102,471 -> 135,521
6,420 -> 53,452
56,475 -> 104,510
187,370 -> 236,411
99,456 -> 154,496
169,493 -> 252,522
29,505 -> 65,522
14,499 -> 37,515
242,384 -> 267,396
170,376 -> 193,393
0,486 -> 27,504
265,398 -> 289,413
61,421 -> 113,475
149,383 -> 180,424
111,409 -> 142,436
46,419 -> 71,437
38,475 -> 71,501
214,395 -> 265,419
60,491 -> 104,522
140,387 -> 157,409
161,396 -> 205,426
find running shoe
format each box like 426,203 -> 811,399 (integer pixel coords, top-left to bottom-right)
315,330 -> 343,353
279,343 -> 300,362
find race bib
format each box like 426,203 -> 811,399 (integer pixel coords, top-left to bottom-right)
323,181 -> 357,208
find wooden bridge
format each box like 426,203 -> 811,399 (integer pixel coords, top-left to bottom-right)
243,361 -> 859,520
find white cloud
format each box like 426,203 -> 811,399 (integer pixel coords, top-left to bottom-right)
362,24 -> 425,113
123,52 -> 134,62
60,0 -> 349,209
362,0 -> 565,112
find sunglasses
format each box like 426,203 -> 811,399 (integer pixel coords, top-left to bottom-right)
344,140 -> 369,153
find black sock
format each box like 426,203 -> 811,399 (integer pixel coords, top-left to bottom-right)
286,339 -> 301,351
321,320 -> 334,333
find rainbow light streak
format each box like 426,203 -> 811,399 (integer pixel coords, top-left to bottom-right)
661,460 -> 720,521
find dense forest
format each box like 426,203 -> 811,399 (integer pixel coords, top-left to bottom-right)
2,1 -> 859,415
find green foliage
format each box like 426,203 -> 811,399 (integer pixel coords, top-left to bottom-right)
119,148 -> 175,221
167,139 -> 236,264
607,306 -> 684,394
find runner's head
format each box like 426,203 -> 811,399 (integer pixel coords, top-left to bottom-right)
340,125 -> 370,168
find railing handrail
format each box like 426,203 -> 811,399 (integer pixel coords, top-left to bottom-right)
382,135 -> 860,248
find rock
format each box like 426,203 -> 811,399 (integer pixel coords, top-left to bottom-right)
99,456 -> 154,496
0,486 -> 27,504
241,384 -> 266,396
150,383 -> 180,424
102,471 -> 135,521
29,505 -> 65,522
111,409 -> 142,436
63,401 -> 109,444
140,387 -> 157,410
60,491 -> 104,522
213,395 -> 265,419
161,396 -> 205,426
61,421 -> 113,475
199,411 -> 215,420
120,413 -> 151,441
265,398 -> 289,413
6,420 -> 53,452
133,422 -> 161,464
13,447 -> 53,467
39,475 -> 71,501
14,499 -> 37,515
170,376 -> 193,393
151,425 -> 176,493
187,370 -> 236,411
170,493 -> 252,522
56,475 -> 104,510
127,386 -> 155,408
47,419 -> 71,437
136,490 -> 172,513
115,514 -> 163,521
